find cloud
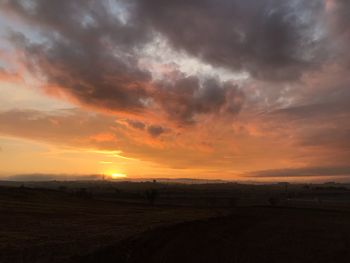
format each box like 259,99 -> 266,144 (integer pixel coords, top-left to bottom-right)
1,0 -> 245,125
127,119 -> 166,137
135,0 -> 328,81
2,0 -> 350,179
299,128 -> 350,152
147,125 -> 165,137
155,76 -> 245,124
2,0 -> 347,127
127,119 -> 146,130
7,29 -> 151,113
247,166 -> 350,178
6,173 -> 101,181
0,67 -> 21,83
0,109 -> 121,149
2,0 -> 152,114
0,108 -> 266,171
0,109 -> 218,169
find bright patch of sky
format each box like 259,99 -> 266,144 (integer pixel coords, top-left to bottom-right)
0,82 -> 74,111
107,0 -> 131,24
138,34 -> 250,83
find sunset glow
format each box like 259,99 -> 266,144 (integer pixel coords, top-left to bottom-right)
1,0 -> 350,182
110,173 -> 127,180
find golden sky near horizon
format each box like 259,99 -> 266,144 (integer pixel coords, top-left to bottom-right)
1,0 -> 350,182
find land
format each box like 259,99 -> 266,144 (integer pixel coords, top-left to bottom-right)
1,180 -> 350,262
81,207 -> 350,263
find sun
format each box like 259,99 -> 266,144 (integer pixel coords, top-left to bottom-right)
109,173 -> 127,179
102,169 -> 127,180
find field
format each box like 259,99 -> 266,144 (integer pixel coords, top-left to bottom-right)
1,181 -> 350,262
82,207 -> 350,263
0,185 -> 221,262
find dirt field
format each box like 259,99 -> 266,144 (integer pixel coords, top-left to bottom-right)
80,207 -> 350,263
2,183 -> 350,263
0,186 -> 220,262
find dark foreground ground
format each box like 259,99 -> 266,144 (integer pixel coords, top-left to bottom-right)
2,182 -> 350,262
0,186 -> 220,262
80,207 -> 350,263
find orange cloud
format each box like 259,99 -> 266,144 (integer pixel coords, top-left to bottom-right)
90,132 -> 117,143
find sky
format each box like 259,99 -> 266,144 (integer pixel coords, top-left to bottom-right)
0,0 -> 350,182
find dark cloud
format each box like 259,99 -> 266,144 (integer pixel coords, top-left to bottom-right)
273,103 -> 341,119
127,119 -> 146,130
6,6 -> 152,113
248,166 -> 350,178
2,0 -> 247,125
136,0 -> 327,81
4,0 -> 348,125
300,128 -> 350,150
329,0 -> 350,35
126,119 -> 169,138
272,100 -> 350,121
147,125 -> 165,137
270,89 -> 350,152
6,173 -> 101,181
156,76 -> 244,124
